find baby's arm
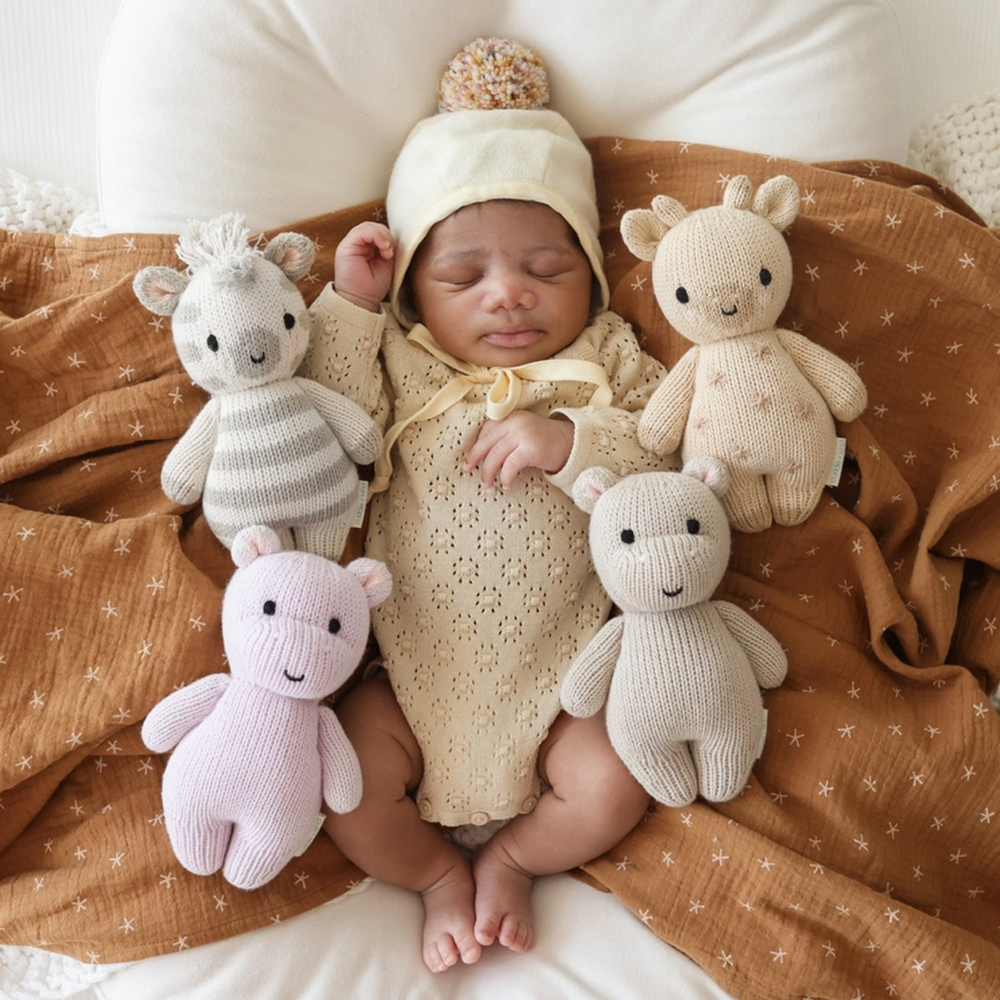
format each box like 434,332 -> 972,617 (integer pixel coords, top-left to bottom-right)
464,411 -> 574,489
332,222 -> 396,313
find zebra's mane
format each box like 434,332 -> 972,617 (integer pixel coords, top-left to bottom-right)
175,213 -> 261,282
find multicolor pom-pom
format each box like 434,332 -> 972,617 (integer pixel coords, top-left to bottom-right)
438,37 -> 550,112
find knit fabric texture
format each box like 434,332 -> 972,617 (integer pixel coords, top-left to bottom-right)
302,289 -> 670,826
625,176 -> 867,532
133,214 -> 382,559
562,463 -> 787,806
908,86 -> 1000,227
141,525 -> 391,890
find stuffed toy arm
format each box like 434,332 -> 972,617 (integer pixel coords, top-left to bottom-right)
141,673 -> 231,752
636,349 -> 699,456
160,399 -> 220,505
775,329 -> 867,422
714,602 -> 788,690
561,616 -> 625,718
295,377 -> 383,466
317,705 -> 363,814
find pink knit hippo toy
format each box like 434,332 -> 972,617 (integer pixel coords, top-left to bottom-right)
142,524 -> 391,890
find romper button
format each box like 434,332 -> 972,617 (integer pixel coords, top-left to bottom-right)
521,795 -> 538,812
470,811 -> 490,826
418,798 -> 433,817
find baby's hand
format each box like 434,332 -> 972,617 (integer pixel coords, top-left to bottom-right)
334,222 -> 396,312
464,412 -> 574,490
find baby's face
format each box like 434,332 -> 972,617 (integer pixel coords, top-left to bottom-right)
408,201 -> 593,368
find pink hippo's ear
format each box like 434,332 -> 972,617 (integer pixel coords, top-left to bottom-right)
681,456 -> 731,500
230,525 -> 286,569
572,466 -> 621,515
346,558 -> 393,609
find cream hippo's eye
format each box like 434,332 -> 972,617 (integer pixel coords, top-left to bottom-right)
207,334 -> 219,352
760,268 -> 772,286
263,600 -> 276,615
620,529 -> 635,544
284,312 -> 296,330
328,618 -> 341,634
675,287 -> 689,304
687,519 -> 700,534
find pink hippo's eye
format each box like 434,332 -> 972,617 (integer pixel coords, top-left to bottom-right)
328,618 -> 340,634
263,600 -> 276,615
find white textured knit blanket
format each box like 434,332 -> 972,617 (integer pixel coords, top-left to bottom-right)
0,169 -> 106,235
908,86 -> 1000,226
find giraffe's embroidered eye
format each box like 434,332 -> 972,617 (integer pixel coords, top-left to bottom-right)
687,519 -> 701,534
284,312 -> 296,330
207,334 -> 219,352
760,268 -> 772,286
621,529 -> 635,544
263,600 -> 276,615
328,618 -> 341,634
675,287 -> 689,304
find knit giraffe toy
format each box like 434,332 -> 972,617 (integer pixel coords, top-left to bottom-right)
134,213 -> 382,560
622,175 -> 867,532
561,460 -> 787,806
142,524 -> 392,890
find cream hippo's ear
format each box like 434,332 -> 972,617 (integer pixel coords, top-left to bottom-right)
572,466 -> 621,514
230,525 -> 286,568
133,265 -> 189,316
753,175 -> 800,231
620,194 -> 688,261
681,456 -> 731,500
264,231 -> 316,282
346,558 -> 393,608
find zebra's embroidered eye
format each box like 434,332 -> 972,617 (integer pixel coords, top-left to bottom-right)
207,334 -> 219,352
621,529 -> 635,544
284,312 -> 296,330
263,600 -> 276,615
687,519 -> 700,535
328,618 -> 341,634
760,268 -> 772,286
675,287 -> 689,304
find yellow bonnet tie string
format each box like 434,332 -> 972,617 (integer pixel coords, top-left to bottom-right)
370,325 -> 613,493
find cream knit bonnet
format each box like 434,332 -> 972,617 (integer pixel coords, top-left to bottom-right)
386,38 -> 610,324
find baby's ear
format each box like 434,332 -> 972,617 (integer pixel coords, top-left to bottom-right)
133,266 -> 189,316
231,525 -> 286,568
681,456 -> 730,500
346,558 -> 393,608
572,466 -> 620,514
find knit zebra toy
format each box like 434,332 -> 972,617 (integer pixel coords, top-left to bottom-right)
134,214 -> 382,560
561,459 -> 787,807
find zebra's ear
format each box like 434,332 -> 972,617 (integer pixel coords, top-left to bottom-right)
133,266 -> 189,316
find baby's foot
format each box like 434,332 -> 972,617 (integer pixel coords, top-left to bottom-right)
420,862 -> 481,973
472,840 -> 535,953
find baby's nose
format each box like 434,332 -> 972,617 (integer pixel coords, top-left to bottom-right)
482,272 -> 536,312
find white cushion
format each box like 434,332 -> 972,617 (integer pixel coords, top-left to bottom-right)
90,875 -> 738,1000
96,0 -> 907,233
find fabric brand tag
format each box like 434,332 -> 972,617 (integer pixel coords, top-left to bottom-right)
352,481 -> 370,529
827,437 -> 848,487
296,813 -> 327,857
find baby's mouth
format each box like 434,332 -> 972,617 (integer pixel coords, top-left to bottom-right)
483,327 -> 543,349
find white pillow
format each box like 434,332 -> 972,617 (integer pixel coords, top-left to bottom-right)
96,0 -> 907,234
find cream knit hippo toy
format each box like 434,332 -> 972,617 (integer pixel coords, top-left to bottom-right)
134,213 -> 382,560
561,459 -> 787,806
622,175 -> 867,533
141,524 -> 392,890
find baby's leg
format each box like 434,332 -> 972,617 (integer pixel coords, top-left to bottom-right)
323,678 -> 480,973
473,710 -> 649,953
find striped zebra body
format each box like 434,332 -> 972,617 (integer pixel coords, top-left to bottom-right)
203,381 -> 359,547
